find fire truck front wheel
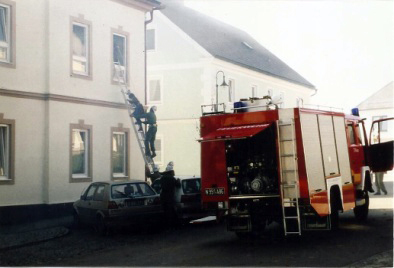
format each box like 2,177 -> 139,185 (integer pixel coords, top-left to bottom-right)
354,191 -> 369,221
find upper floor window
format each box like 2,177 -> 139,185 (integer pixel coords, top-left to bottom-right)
112,31 -> 128,83
146,29 -> 155,51
0,1 -> 15,67
71,16 -> 92,78
148,77 -> 162,104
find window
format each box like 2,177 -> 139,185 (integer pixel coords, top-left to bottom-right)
0,114 -> 14,184
70,121 -> 92,182
85,185 -> 97,201
71,16 -> 91,78
93,184 -> 105,201
148,77 -> 162,103
0,125 -> 9,179
0,1 -> 15,67
111,125 -> 129,179
347,124 -> 356,145
228,79 -> 235,102
251,85 -> 257,98
372,116 -> 388,132
146,29 -> 155,51
112,132 -> 127,177
112,31 -> 128,83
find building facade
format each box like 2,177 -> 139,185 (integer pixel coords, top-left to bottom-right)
357,81 -> 394,143
146,1 -> 315,176
0,0 -> 159,208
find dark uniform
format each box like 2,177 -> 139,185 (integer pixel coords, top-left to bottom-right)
143,107 -> 157,158
127,92 -> 145,131
160,170 -> 179,226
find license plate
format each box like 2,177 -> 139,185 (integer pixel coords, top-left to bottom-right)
205,187 -> 225,195
125,199 -> 144,206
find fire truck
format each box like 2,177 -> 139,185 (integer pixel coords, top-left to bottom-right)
199,99 -> 393,236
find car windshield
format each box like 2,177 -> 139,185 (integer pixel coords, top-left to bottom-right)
182,179 -> 201,194
111,183 -> 155,199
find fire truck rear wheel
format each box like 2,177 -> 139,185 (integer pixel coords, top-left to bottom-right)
330,191 -> 340,230
354,191 -> 369,221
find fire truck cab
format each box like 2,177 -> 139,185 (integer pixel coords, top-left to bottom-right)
199,101 -> 392,236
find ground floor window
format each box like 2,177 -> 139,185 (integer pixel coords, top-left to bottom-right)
70,121 -> 92,182
0,124 -> 9,179
112,132 -> 127,177
0,114 -> 14,184
111,125 -> 129,179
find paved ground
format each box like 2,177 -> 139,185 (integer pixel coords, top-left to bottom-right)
0,172 -> 394,267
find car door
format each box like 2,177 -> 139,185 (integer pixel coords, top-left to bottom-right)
78,184 -> 98,224
368,117 -> 394,172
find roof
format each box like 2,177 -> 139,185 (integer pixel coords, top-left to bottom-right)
160,1 -> 315,89
357,81 -> 394,110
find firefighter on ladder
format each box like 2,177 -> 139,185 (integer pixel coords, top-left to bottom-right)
143,106 -> 158,158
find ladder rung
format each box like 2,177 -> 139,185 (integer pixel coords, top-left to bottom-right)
281,154 -> 295,157
284,200 -> 297,204
285,232 -> 301,235
280,139 -> 294,142
283,169 -> 296,173
283,184 -> 297,188
279,123 -> 292,126
285,216 -> 299,219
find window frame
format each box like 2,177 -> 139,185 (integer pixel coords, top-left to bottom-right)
0,114 -> 15,184
372,115 -> 388,132
147,75 -> 163,104
0,0 -> 15,68
111,125 -> 130,180
111,28 -> 129,85
70,121 -> 92,183
70,16 -> 92,79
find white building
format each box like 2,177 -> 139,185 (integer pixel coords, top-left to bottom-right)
357,81 -> 393,143
146,1 -> 315,175
0,0 -> 160,212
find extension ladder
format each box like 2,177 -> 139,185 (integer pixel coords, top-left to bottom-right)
277,119 -> 301,236
113,62 -> 155,174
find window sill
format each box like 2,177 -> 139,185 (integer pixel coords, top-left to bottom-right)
70,73 -> 92,81
0,61 -> 16,69
70,176 -> 92,183
0,178 -> 14,185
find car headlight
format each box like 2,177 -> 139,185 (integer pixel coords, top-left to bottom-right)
218,202 -> 224,209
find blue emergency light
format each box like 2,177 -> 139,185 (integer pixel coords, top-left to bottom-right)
351,108 -> 359,116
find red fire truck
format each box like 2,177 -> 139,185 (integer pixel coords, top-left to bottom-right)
199,101 -> 393,236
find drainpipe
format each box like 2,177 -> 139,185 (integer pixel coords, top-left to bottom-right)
311,87 -> 318,96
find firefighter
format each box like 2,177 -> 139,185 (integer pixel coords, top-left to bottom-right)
127,91 -> 145,132
160,164 -> 179,227
374,172 -> 387,195
143,106 -> 157,158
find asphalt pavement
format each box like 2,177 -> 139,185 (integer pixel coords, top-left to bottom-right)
0,172 -> 392,267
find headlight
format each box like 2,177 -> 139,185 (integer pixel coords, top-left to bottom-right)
218,202 -> 224,209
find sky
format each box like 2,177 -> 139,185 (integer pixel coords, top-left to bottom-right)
184,0 -> 394,112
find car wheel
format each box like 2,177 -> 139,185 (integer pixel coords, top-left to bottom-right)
95,215 -> 107,235
72,209 -> 81,229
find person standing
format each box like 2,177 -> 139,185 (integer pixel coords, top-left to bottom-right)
160,165 -> 179,227
374,171 -> 387,195
143,106 -> 157,158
